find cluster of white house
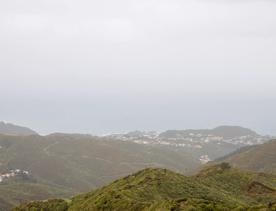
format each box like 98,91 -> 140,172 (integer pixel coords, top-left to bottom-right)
199,155 -> 211,164
107,132 -> 272,165
0,169 -> 29,183
117,132 -> 272,147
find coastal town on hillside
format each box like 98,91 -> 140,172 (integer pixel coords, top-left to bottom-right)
107,131 -> 272,148
0,169 -> 30,183
106,130 -> 273,164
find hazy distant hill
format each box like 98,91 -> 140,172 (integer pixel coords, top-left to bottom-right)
159,126 -> 257,139
212,126 -> 258,138
13,164 -> 276,211
0,122 -> 37,136
214,139 -> 276,174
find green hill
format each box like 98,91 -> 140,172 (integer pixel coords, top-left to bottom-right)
0,133 -> 199,210
0,134 -> 199,190
1,133 -> 275,210
214,140 -> 276,174
12,164 -> 276,211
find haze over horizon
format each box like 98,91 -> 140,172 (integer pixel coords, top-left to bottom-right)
1,0 -> 276,135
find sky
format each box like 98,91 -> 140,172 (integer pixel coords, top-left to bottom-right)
0,0 -> 276,135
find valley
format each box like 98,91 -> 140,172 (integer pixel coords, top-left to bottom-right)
0,124 -> 275,210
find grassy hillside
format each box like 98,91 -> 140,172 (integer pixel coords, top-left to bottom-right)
2,134 -> 275,210
13,164 -> 276,211
214,140 -> 276,174
0,134 -> 199,190
0,133 -> 199,210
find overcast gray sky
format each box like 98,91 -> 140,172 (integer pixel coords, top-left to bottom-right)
1,0 -> 276,135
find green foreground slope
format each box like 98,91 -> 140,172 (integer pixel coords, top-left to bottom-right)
12,163 -> 276,211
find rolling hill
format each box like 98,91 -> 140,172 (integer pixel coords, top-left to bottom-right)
0,133 -> 199,190
12,163 -> 276,211
0,126 -> 274,210
214,139 -> 276,174
0,133 -> 199,210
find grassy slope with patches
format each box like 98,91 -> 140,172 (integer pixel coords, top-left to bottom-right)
13,164 -> 276,211
214,140 -> 276,174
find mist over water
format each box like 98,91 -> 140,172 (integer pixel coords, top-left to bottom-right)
1,0 -> 276,135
